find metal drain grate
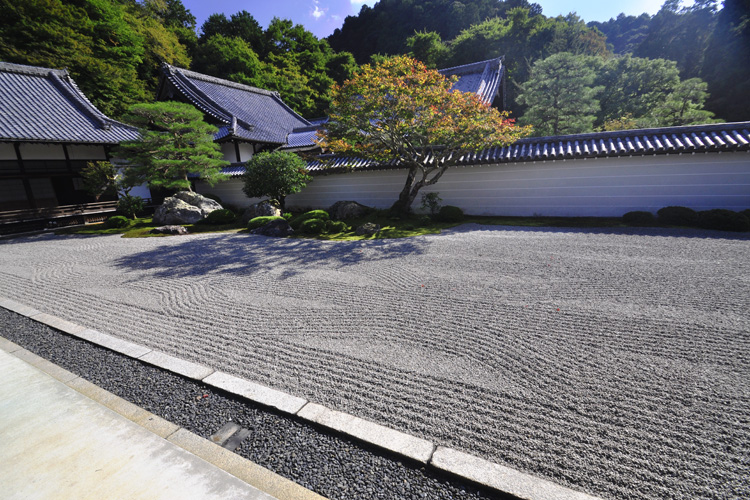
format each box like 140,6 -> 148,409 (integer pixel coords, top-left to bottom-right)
210,422 -> 251,451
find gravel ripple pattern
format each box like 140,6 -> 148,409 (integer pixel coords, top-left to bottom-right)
1,225 -> 749,499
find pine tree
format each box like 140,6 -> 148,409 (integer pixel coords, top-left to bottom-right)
117,102 -> 228,191
517,53 -> 602,136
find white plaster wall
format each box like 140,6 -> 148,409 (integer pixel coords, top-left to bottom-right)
220,143 -> 236,163
0,143 -> 16,160
198,152 -> 750,217
195,178 -> 263,208
18,143 -> 65,160
127,183 -> 152,200
290,152 -> 750,216
238,143 -> 254,162
67,145 -> 107,160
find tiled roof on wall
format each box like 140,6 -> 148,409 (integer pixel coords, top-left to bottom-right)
303,121 -> 750,173
0,62 -> 140,144
158,64 -> 311,145
438,57 -> 504,105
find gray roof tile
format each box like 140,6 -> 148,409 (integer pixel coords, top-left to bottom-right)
159,64 -> 310,145
0,61 -> 139,144
439,57 -> 504,105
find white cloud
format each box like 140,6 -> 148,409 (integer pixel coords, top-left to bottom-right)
311,0 -> 326,20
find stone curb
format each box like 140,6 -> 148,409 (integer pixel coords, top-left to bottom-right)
0,298 -> 603,500
0,338 -> 326,500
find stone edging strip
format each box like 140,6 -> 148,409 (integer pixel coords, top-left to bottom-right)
0,297 -> 602,500
0,332 -> 325,500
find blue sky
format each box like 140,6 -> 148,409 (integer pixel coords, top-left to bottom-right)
180,1 -> 695,39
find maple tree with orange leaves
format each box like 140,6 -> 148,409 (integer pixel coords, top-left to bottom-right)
317,56 -> 531,214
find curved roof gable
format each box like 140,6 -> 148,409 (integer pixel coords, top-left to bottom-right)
438,57 -> 504,105
159,64 -> 311,145
0,61 -> 139,144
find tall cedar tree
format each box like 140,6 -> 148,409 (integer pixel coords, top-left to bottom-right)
117,102 -> 228,191
317,56 -> 530,215
242,152 -> 312,210
518,52 -> 602,136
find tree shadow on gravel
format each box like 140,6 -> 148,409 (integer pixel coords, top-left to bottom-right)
446,223 -> 750,241
110,233 -> 429,279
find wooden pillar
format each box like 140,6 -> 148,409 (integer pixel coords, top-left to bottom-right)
62,144 -> 74,174
14,142 -> 37,210
234,141 -> 241,163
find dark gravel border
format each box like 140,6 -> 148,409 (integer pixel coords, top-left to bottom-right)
0,306 -> 509,500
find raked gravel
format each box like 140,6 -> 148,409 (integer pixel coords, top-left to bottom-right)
1,225 -> 749,499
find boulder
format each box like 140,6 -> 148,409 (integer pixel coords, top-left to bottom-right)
328,200 -> 370,220
153,192 -> 222,225
150,225 -> 188,235
241,201 -> 282,224
249,219 -> 294,237
355,222 -> 381,236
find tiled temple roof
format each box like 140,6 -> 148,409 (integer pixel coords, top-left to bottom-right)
0,62 -> 139,144
301,121 -> 750,174
438,57 -> 504,105
158,64 -> 310,145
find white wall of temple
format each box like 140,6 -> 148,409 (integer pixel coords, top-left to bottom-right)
0,142 -> 16,160
219,142 -> 255,163
66,145 -> 108,160
197,152 -> 750,216
18,143 -> 65,160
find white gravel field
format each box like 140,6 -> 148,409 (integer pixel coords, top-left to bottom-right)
1,225 -> 748,499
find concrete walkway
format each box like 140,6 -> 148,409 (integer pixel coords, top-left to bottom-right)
0,349 -> 277,500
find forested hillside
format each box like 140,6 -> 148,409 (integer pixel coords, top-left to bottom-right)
0,0 -> 747,128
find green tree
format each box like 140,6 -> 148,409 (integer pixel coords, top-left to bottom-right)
406,31 -> 449,68
241,152 -> 312,210
649,78 -> 718,126
81,161 -> 120,201
518,52 -> 602,135
192,34 -> 264,87
701,0 -> 750,121
318,56 -> 530,215
595,55 -> 680,125
117,102 -> 228,191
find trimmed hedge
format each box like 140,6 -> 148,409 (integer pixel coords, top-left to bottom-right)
623,211 -> 655,226
248,216 -> 284,229
105,215 -> 130,229
657,206 -> 698,226
326,220 -> 349,233
201,209 -> 236,225
299,218 -> 327,235
436,205 -> 464,222
290,210 -> 329,230
696,209 -> 750,232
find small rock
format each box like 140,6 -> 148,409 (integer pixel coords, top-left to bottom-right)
328,200 -> 370,220
249,219 -> 294,237
241,201 -> 282,224
150,225 -> 188,235
355,222 -> 381,236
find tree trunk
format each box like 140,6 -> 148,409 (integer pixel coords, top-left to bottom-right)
390,166 -> 421,215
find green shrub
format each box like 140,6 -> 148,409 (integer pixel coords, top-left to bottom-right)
696,209 -> 750,232
248,216 -> 284,229
299,218 -> 326,235
105,215 -> 130,229
418,215 -> 433,227
657,206 -> 698,226
201,209 -> 236,225
622,211 -> 655,226
290,210 -> 329,229
282,212 -> 293,220
436,205 -> 464,222
116,195 -> 144,219
326,220 -> 348,233
421,192 -> 442,215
